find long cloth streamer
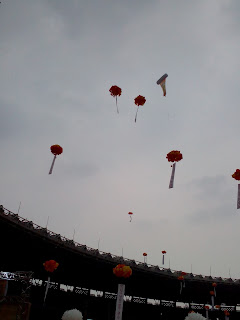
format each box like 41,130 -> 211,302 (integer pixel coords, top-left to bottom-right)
49,155 -> 57,175
115,283 -> 125,320
206,310 -> 209,320
43,276 -> 50,305
237,184 -> 240,209
169,163 -> 176,189
211,296 -> 214,310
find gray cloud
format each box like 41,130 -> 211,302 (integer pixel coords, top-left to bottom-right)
1,0 -> 240,278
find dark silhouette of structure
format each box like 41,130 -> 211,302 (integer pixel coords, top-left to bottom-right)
0,205 -> 239,319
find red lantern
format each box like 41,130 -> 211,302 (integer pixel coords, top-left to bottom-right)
43,259 -> 59,305
134,95 -> 146,122
166,150 -> 183,163
166,150 -> 183,188
212,282 -> 217,297
109,85 -> 122,113
178,275 -> 185,294
143,252 -> 147,263
43,260 -> 59,273
128,212 -> 133,222
113,264 -> 132,278
162,250 -> 166,265
232,169 -> 240,209
49,145 -> 63,175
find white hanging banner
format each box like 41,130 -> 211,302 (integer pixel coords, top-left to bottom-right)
43,276 -> 50,305
115,283 -> 125,320
211,296 -> 214,309
169,163 -> 176,189
206,309 -> 209,319
237,184 -> 240,209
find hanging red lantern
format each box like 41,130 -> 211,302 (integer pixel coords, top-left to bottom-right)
143,252 -> 147,263
204,305 -> 210,319
128,212 -> 133,222
166,150 -> 183,188
43,260 -> 59,273
43,260 -> 59,305
232,169 -> 240,209
109,85 -> 122,113
178,275 -> 185,294
113,264 -> 132,278
134,95 -> 146,122
162,250 -> 166,265
49,145 -> 63,175
212,282 -> 217,297
210,290 -> 215,309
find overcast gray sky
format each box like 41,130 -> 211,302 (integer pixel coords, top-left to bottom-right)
1,0 -> 240,279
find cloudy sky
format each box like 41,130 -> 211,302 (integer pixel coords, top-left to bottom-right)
1,0 -> 240,279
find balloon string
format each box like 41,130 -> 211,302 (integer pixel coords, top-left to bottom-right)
130,216 -> 132,222
135,106 -> 139,122
49,155 -> 57,174
116,97 -> 119,114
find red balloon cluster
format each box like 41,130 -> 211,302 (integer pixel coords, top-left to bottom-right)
166,150 -> 183,163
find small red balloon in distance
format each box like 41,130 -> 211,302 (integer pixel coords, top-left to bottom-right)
212,282 -> 217,287
232,169 -> 240,180
210,291 -> 215,296
43,260 -> 59,273
162,250 -> 166,254
109,85 -> 122,113
143,252 -> 147,256
128,212 -> 133,222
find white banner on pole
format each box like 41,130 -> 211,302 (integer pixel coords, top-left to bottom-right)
237,184 -> 240,209
169,163 -> 176,189
115,284 -> 125,320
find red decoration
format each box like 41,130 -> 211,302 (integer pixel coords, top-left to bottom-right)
50,145 -> 63,156
143,252 -> 147,263
162,251 -> 166,265
181,272 -> 187,276
134,95 -> 146,122
143,253 -> 147,256
204,306 -> 210,310
43,260 -> 59,273
49,145 -> 63,174
167,150 -> 183,188
212,282 -> 217,287
166,150 -> 183,163
128,212 -> 133,222
224,310 -> 230,316
178,276 -> 184,281
113,264 -> 132,278
109,85 -> 122,113
210,290 -> 215,296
